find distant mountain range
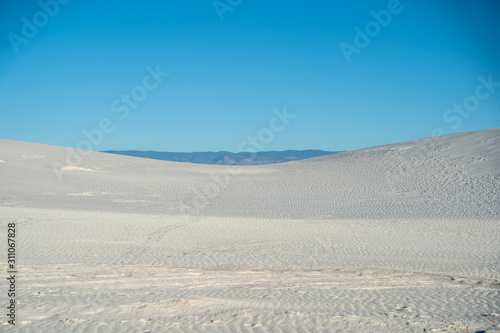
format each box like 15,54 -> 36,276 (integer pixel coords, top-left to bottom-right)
101,150 -> 339,165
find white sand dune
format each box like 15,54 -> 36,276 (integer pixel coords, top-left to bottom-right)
0,128 -> 499,332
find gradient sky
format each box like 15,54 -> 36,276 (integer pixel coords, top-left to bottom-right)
1,0 -> 499,152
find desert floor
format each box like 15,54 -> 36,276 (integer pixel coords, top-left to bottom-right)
1,129 -> 499,332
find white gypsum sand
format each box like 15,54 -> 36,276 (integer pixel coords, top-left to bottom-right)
0,128 -> 499,332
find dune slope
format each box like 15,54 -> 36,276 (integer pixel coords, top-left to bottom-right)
0,129 -> 498,220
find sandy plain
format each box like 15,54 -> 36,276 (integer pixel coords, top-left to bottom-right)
0,129 -> 499,332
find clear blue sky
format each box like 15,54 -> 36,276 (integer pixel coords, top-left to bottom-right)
1,0 -> 499,152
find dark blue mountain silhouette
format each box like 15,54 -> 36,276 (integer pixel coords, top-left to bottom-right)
101,150 -> 339,165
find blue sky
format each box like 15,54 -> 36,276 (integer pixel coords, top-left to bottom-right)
1,0 -> 499,152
